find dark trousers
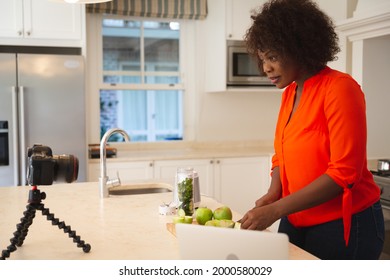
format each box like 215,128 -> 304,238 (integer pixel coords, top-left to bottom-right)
278,200 -> 385,260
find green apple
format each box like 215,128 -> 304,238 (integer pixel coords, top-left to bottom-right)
195,207 -> 213,225
213,206 -> 233,220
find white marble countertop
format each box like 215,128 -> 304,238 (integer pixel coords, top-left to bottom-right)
0,182 -> 317,260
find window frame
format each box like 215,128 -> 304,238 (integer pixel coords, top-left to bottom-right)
99,15 -> 185,91
86,13 -> 196,143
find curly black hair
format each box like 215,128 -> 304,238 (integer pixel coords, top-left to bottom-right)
244,0 -> 340,74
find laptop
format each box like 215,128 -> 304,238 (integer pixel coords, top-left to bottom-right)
175,223 -> 289,260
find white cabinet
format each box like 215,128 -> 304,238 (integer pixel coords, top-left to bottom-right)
202,0 -> 227,92
0,0 -> 84,46
88,161 -> 154,183
214,156 -> 270,215
225,0 -> 263,40
0,1 -> 24,39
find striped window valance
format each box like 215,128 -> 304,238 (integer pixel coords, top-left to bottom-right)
86,0 -> 208,20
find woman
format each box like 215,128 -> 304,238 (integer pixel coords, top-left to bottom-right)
239,0 -> 384,260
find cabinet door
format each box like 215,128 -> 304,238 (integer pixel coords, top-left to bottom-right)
214,156 -> 270,215
26,0 -> 82,40
154,159 -> 215,197
202,0 -> 227,92
0,0 -> 83,45
0,0 -> 24,38
225,0 -> 263,40
88,161 -> 154,183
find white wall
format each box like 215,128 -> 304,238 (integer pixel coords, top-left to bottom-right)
363,35 -> 390,158
353,0 -> 389,17
337,1 -> 390,159
197,90 -> 281,142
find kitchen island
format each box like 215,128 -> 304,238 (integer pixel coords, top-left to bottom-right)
0,182 -> 317,260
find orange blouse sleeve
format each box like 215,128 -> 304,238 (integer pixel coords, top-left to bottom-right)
324,77 -> 367,187
324,76 -> 367,246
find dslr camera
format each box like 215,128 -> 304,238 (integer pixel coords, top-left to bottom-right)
26,144 -> 79,185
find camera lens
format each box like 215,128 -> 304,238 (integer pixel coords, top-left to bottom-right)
53,154 -> 79,183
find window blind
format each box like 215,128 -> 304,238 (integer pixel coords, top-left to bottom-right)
86,0 -> 208,20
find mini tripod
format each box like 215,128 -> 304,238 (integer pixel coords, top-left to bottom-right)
1,186 -> 91,260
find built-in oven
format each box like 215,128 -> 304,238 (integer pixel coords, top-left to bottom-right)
371,172 -> 390,259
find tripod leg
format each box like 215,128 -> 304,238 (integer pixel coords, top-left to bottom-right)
37,203 -> 91,253
0,204 -> 37,260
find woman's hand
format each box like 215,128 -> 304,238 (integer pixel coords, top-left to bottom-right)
238,166 -> 282,230
241,174 -> 343,231
239,204 -> 280,231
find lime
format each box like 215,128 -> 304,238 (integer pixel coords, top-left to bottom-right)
218,219 -> 235,228
177,208 -> 186,218
205,219 -> 235,228
205,220 -> 219,227
184,216 -> 193,224
173,216 -> 185,224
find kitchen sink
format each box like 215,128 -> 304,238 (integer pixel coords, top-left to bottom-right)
108,182 -> 172,196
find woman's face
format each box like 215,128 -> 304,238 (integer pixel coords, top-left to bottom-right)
257,50 -> 301,89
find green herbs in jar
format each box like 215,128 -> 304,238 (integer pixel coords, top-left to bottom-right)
177,177 -> 194,215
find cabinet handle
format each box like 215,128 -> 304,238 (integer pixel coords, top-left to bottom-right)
149,162 -> 153,167
26,31 -> 31,36
18,30 -> 23,36
216,160 -> 220,164
210,160 -> 214,164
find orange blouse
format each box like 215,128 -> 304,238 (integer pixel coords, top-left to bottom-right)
272,66 -> 380,245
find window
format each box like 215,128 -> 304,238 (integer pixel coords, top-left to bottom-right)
100,18 -> 183,142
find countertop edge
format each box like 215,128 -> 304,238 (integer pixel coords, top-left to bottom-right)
88,141 -> 275,162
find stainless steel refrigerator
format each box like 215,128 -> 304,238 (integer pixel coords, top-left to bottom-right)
0,52 -> 87,187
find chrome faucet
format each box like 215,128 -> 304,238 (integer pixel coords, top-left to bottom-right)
99,128 -> 130,198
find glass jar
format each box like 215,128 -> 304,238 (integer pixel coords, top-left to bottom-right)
174,167 -> 194,215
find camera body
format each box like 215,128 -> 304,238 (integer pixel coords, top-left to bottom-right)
26,144 -> 79,185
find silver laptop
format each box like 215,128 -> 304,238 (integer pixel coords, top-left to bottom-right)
176,223 -> 289,260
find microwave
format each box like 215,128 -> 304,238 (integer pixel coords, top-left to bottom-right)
226,40 -> 273,87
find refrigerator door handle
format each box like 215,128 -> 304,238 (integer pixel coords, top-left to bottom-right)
18,86 -> 27,186
12,86 -> 20,185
